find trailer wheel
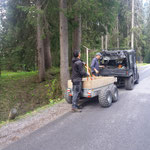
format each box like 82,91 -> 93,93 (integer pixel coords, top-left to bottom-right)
111,85 -> 118,102
125,76 -> 134,90
65,93 -> 72,104
135,73 -> 139,84
98,88 -> 112,107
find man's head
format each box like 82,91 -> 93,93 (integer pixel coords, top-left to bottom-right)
96,52 -> 102,60
73,50 -> 81,58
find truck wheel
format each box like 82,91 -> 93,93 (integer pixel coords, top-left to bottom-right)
125,76 -> 134,90
65,93 -> 72,104
98,88 -> 112,107
111,85 -> 118,102
135,73 -> 139,84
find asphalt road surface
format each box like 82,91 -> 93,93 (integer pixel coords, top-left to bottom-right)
3,65 -> 150,150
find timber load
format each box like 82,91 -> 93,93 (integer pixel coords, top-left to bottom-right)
68,76 -> 117,89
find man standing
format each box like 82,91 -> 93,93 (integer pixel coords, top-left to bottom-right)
91,52 -> 103,76
71,50 -> 88,112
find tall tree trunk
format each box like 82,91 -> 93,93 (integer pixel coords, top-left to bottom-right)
72,15 -> 82,52
43,35 -> 52,69
101,35 -> 104,50
127,22 -> 130,47
105,26 -> 108,50
127,0 -> 130,47
43,15 -> 52,70
60,0 -> 70,93
0,58 -> 1,76
131,0 -> 135,49
36,0 -> 45,82
116,16 -> 120,48
0,65 -> 1,76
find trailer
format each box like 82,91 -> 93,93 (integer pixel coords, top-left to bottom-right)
65,76 -> 119,107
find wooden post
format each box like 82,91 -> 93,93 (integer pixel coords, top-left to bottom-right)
86,48 -> 88,74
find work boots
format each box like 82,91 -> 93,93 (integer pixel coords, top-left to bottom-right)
72,108 -> 82,112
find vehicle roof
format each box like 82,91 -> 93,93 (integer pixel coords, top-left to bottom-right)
101,49 -> 136,60
102,49 -> 135,53
102,49 -> 135,55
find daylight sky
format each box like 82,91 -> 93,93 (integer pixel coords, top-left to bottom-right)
143,0 -> 148,3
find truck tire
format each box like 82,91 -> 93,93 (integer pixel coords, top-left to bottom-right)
125,76 -> 134,90
111,85 -> 119,102
135,73 -> 139,84
65,93 -> 72,104
98,88 -> 112,107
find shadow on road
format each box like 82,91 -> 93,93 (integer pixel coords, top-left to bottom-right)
79,97 -> 99,108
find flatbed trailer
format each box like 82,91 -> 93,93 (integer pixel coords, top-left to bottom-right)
65,76 -> 119,107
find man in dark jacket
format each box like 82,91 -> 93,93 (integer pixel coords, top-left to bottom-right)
71,50 -> 88,112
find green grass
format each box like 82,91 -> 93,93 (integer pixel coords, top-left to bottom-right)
0,68 -> 62,124
137,63 -> 149,67
1,71 -> 37,79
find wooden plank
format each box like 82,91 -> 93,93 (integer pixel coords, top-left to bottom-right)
68,76 -> 117,89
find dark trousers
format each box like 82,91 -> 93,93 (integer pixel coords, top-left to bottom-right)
72,82 -> 82,109
92,72 -> 99,76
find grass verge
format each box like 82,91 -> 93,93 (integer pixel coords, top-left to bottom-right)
0,68 -> 62,123
137,63 -> 149,67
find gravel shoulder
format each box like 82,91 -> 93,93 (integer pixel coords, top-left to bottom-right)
0,101 -> 71,150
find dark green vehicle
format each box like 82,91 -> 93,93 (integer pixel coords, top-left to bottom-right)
99,50 -> 139,90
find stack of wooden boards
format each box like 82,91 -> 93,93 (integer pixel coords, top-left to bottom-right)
68,76 -> 117,89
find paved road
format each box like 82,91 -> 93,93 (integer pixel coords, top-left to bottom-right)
3,65 -> 150,150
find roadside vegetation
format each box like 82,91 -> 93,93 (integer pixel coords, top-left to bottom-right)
137,63 -> 149,67
0,68 -> 62,123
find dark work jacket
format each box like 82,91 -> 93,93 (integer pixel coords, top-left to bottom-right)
71,57 -> 88,83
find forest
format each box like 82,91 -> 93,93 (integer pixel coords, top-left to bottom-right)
0,0 -> 150,122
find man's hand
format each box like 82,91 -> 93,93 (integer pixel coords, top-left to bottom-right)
94,68 -> 99,74
99,65 -> 105,68
82,62 -> 86,65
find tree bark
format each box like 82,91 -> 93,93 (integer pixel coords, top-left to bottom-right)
116,16 -> 120,48
60,0 -> 70,93
131,0 -> 135,49
43,15 -> 52,70
127,0 -> 130,47
36,0 -> 45,82
72,15 -> 82,52
43,35 -> 52,69
105,26 -> 108,50
101,35 -> 104,50
0,65 -> 1,76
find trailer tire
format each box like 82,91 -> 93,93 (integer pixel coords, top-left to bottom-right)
65,93 -> 72,104
125,76 -> 134,90
111,85 -> 119,102
98,88 -> 112,107
135,73 -> 139,84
